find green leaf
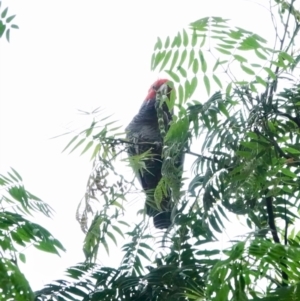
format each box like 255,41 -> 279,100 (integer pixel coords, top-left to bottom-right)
226,82 -> 232,97
35,241 -> 60,255
250,82 -> 257,92
165,70 -> 180,82
154,37 -> 162,50
218,103 -> 229,117
107,231 -> 117,246
91,143 -> 101,160
213,59 -> 228,72
188,48 -> 195,68
160,49 -> 172,71
216,47 -> 231,55
118,220 -> 130,227
213,74 -> 222,89
246,132 -> 258,139
0,20 -> 5,37
85,125 -> 95,138
111,200 -> 124,209
239,36 -> 261,50
6,15 -> 16,23
229,241 -> 245,260
190,76 -> 198,97
0,259 -> 34,301
137,249 -> 151,261
267,120 -> 276,133
170,49 -> 179,70
178,84 -> 184,106
279,51 -> 294,63
184,79 -> 190,101
221,39 -> 237,45
190,17 -> 209,31
19,253 -> 26,263
271,59 -> 286,68
199,50 -> 207,73
235,81 -> 248,86
179,49 -> 187,66
255,49 -> 267,60
153,50 -> 166,69
282,147 -> 300,154
176,32 -> 182,47
281,168 -> 297,178
255,75 -> 267,86
182,29 -> 188,47
139,242 -> 153,251
150,53 -> 155,70
1,7 -> 8,18
80,141 -> 94,155
66,287 -> 87,298
192,59 -> 199,74
213,58 -> 220,72
234,54 -> 247,63
69,138 -> 86,154
164,36 -> 170,48
6,28 -> 9,42
263,67 -> 276,79
111,225 -> 124,238
237,150 -> 252,158
203,75 -> 210,96
240,64 -> 255,75
212,16 -> 229,23
11,24 -> 19,29
177,66 -> 187,77
209,215 -> 222,233
252,33 -> 267,43
191,30 -> 197,47
10,168 -> 23,181
102,239 -> 109,255
217,43 -> 234,49
171,35 -> 179,48
228,30 -> 243,39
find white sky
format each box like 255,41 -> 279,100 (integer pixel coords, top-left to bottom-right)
0,0 -> 275,291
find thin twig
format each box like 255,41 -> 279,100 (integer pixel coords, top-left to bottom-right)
185,151 -> 214,161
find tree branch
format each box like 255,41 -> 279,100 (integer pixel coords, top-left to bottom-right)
265,192 -> 288,285
265,195 -> 280,244
185,151 -> 214,161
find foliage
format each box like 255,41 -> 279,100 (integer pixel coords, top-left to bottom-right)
0,1 -> 19,42
36,0 -> 300,300
0,169 -> 65,301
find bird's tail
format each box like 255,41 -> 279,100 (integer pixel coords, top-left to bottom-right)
153,211 -> 171,229
146,195 -> 172,229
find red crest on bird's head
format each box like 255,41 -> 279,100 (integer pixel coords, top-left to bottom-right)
145,79 -> 170,101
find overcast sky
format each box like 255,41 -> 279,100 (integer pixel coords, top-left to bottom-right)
0,0 -> 275,291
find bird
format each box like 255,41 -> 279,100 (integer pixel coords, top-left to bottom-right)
126,79 -> 179,229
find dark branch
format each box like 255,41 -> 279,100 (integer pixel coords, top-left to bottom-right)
265,192 -> 288,286
185,151 -> 214,161
98,137 -> 217,162
98,137 -> 162,148
265,195 -> 280,244
274,109 -> 300,128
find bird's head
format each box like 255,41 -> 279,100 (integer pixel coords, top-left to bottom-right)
145,79 -> 171,102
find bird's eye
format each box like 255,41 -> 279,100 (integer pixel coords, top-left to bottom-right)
152,85 -> 157,91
